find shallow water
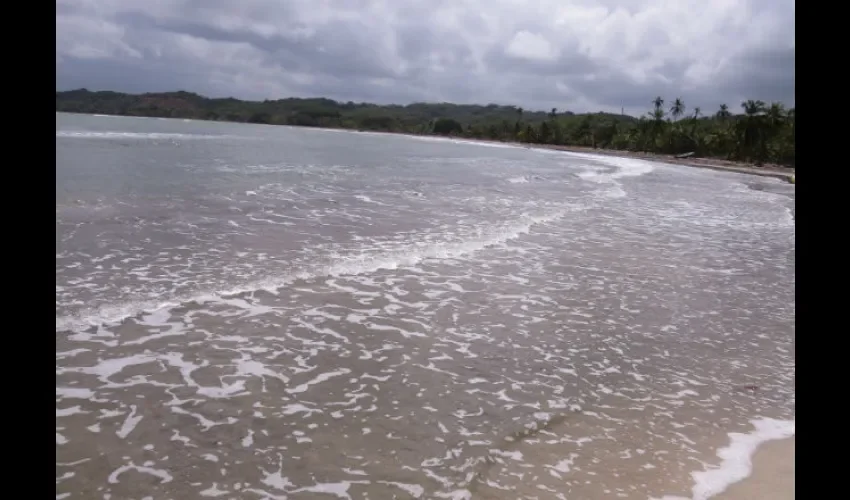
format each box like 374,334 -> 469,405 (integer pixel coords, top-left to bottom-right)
56,113 -> 795,499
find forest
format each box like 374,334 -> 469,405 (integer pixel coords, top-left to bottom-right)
57,90 -> 795,167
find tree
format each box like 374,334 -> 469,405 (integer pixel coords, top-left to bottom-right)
671,98 -> 685,121
56,89 -> 794,168
737,100 -> 768,164
653,96 -> 664,111
432,118 -> 463,136
248,112 -> 271,124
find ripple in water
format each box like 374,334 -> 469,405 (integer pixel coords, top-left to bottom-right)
56,113 -> 794,499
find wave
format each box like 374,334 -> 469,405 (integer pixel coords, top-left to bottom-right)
655,418 -> 795,500
566,153 -> 656,201
56,131 -> 247,140
567,153 -> 656,181
56,210 -> 566,333
406,135 -> 524,150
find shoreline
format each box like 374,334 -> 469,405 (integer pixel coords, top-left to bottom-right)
433,135 -> 795,183
524,143 -> 795,183
655,419 -> 795,500
58,112 -> 796,183
713,437 -> 795,500
346,127 -> 795,183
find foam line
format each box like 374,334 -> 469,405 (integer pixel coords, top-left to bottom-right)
656,418 -> 795,500
56,210 -> 564,333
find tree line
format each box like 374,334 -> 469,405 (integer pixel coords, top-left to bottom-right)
57,89 -> 794,167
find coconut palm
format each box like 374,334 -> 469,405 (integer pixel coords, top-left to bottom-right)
766,102 -> 786,127
652,96 -> 664,112
742,100 -> 766,116
648,107 -> 665,122
670,98 -> 685,121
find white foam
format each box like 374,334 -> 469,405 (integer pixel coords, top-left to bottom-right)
434,489 -> 472,500
200,483 -> 229,497
292,481 -> 365,499
354,194 -> 388,206
566,152 -> 656,179
564,152 -> 656,203
56,209 -> 565,333
56,405 -> 86,417
116,405 -> 143,439
242,430 -> 254,448
548,454 -> 578,475
379,482 -> 425,498
286,368 -> 352,394
390,133 -> 523,151
656,418 -> 795,500
108,463 -> 173,484
56,387 -> 95,400
56,130 -> 246,140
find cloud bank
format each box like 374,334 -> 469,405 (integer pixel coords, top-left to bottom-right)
56,0 -> 795,115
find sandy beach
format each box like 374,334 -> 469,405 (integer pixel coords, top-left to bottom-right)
504,142 -> 795,183
483,138 -> 797,499
57,115 -> 795,499
371,130 -> 796,182
714,437 -> 795,500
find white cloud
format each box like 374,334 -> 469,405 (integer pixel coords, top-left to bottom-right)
505,31 -> 558,62
56,13 -> 141,60
55,0 -> 795,115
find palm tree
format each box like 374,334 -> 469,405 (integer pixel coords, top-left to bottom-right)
766,102 -> 786,128
693,107 -> 701,120
670,98 -> 685,121
716,104 -> 731,120
652,96 -> 664,112
549,108 -> 558,119
515,107 -> 524,141
648,108 -> 665,122
741,100 -> 766,117
738,100 -> 768,164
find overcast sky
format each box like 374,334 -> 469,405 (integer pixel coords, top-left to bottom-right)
56,0 -> 794,116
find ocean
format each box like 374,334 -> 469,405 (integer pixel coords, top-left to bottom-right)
56,112 -> 795,499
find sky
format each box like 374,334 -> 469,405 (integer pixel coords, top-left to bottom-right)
56,0 -> 795,116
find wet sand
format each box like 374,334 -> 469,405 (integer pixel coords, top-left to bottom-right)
366,130 -> 796,183
57,115 -> 796,499
514,143 -> 795,183
714,437 -> 795,500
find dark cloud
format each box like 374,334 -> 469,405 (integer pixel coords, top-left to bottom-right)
720,47 -> 796,109
56,0 -> 795,115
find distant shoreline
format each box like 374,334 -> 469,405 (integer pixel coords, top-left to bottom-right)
432,136 -> 796,183
57,111 -> 796,183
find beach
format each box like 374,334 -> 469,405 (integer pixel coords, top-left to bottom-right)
355,130 -> 796,182
459,138 -> 796,183
57,113 -> 795,499
715,437 -> 795,500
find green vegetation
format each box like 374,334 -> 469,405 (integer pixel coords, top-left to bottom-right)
57,89 -> 794,167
